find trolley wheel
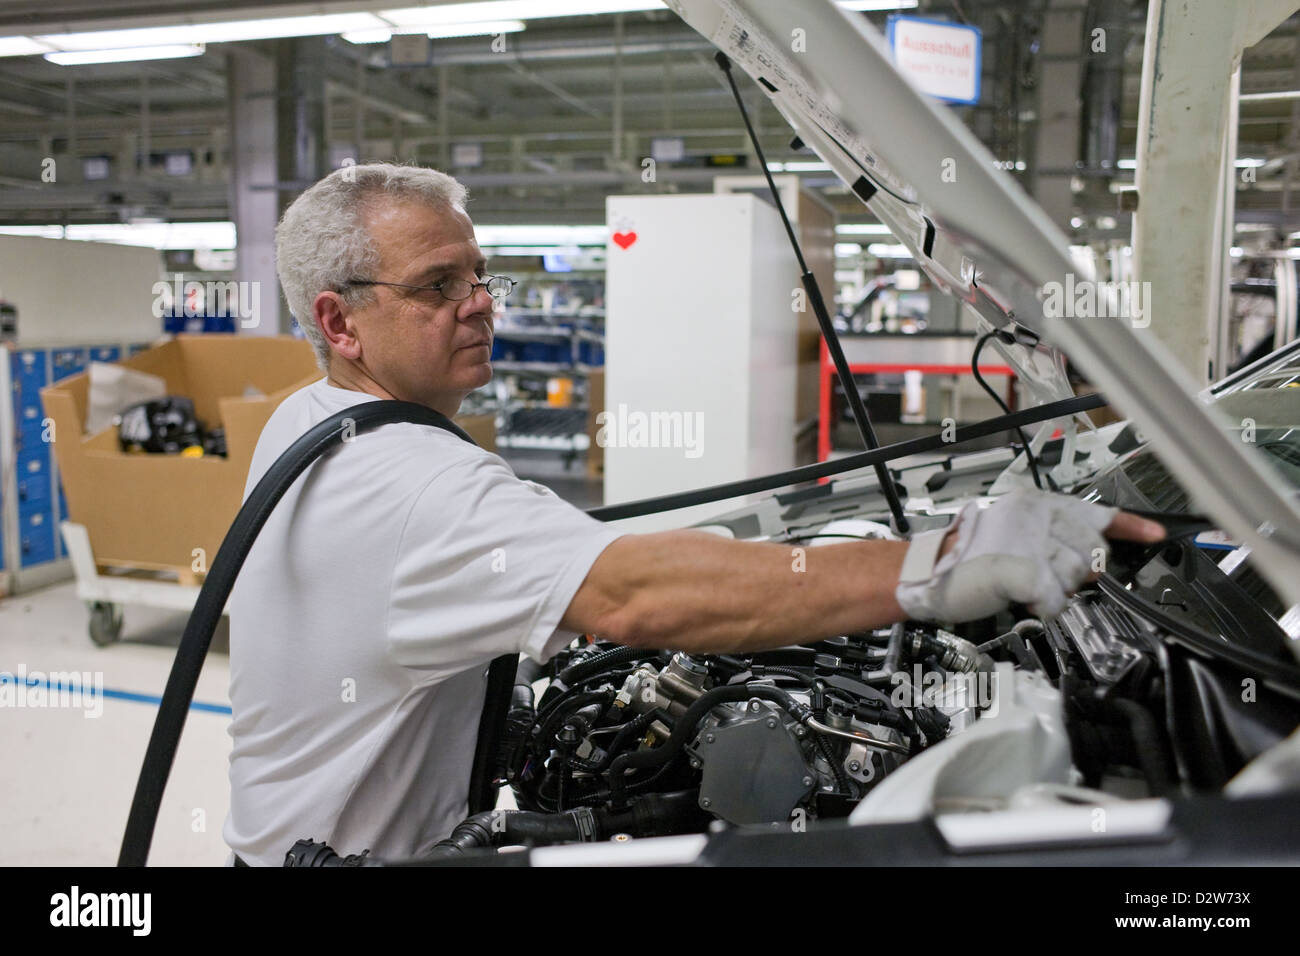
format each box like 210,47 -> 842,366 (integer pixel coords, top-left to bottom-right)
88,602 -> 124,646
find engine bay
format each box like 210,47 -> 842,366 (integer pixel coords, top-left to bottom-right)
287,537 -> 1300,865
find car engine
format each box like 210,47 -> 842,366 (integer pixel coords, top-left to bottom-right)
365,618 -> 1105,858
506,629 -> 971,825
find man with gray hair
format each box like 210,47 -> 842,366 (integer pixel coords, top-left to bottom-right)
223,162 -> 1164,865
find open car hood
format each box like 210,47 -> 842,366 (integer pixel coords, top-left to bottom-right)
671,0 -> 1300,622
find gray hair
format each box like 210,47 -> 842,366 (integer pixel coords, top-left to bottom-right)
275,162 -> 470,369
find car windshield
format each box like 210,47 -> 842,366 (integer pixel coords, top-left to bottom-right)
1110,346 -> 1300,636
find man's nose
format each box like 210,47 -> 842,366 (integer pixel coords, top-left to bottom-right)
459,283 -> 496,318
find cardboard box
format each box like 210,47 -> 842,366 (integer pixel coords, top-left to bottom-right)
41,335 -> 319,572
454,413 -> 496,454
1073,384 -> 1124,428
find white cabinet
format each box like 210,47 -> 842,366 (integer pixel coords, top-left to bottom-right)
603,193 -> 796,532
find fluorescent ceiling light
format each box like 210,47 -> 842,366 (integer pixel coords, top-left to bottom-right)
1240,90 -> 1300,102
837,1 -> 920,10
0,37 -> 53,56
766,161 -> 832,172
1,5 -> 661,58
0,221 -> 235,249
836,223 -> 893,236
344,20 -> 526,44
0,222 -> 611,249
1119,157 -> 1263,170
835,243 -> 863,256
380,2 -> 664,27
25,13 -> 386,53
476,224 -> 608,246
867,243 -> 913,258
480,245 -> 605,257
44,43 -> 204,65
428,19 -> 526,38
340,30 -> 395,44
0,226 -> 64,239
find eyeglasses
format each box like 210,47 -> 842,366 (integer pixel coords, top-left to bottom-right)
344,275 -> 516,302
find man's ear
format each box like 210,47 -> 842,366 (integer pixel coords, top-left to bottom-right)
314,291 -> 363,362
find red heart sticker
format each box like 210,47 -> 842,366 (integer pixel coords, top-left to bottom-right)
612,231 -> 638,249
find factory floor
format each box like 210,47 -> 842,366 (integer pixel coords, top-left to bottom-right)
0,448 -> 602,866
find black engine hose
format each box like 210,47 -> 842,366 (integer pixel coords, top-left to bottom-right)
864,622 -> 906,685
534,690 -> 613,751
119,401 -> 482,867
557,646 -> 661,687
607,683 -> 812,804
500,683 -> 537,778
515,657 -> 543,689
566,712 -> 656,774
427,789 -> 703,856
751,665 -> 816,686
812,730 -> 852,794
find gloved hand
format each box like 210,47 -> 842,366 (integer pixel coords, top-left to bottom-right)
895,490 -> 1120,622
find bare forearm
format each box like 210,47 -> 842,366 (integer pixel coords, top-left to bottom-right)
564,530 -> 909,653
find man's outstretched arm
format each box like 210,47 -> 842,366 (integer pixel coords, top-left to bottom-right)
562,530 -> 911,654
560,491 -> 1167,655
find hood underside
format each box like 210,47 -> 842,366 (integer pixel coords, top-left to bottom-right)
670,0 -> 1300,627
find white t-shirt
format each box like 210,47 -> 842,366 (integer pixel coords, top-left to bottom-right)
223,378 -> 624,866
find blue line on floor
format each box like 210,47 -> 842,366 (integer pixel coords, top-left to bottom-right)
101,686 -> 232,715
1,673 -> 232,715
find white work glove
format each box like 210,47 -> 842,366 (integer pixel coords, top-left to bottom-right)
895,490 -> 1119,623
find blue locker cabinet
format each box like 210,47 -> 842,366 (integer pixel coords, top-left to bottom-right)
6,342 -> 143,571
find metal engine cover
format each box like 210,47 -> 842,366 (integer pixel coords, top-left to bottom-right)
691,704 -> 814,826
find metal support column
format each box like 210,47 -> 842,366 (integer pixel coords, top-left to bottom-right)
1031,0 -> 1085,232
1132,0 -> 1300,383
226,48 -> 281,335
275,37 -> 329,202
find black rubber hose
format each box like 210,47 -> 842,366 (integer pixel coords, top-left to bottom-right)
119,401 -> 475,867
557,645 -> 659,686
515,657 -> 543,689
864,622 -> 905,685
973,329 -> 1045,490
499,682 -> 537,782
535,690 -> 612,748
606,684 -> 811,803
751,665 -> 816,685
429,812 -> 507,854
812,731 -> 851,794
567,712 -> 655,773
284,839 -> 378,867
428,790 -> 705,855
